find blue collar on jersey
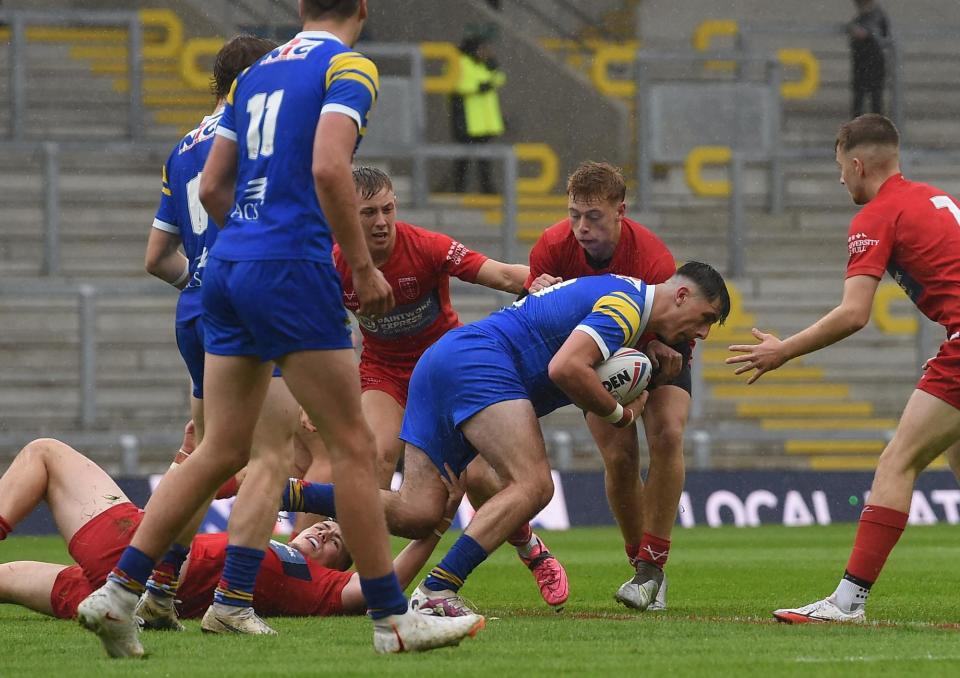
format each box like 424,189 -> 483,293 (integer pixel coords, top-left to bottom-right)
296,30 -> 344,43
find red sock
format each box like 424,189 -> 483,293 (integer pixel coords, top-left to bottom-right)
625,542 -> 641,566
637,532 -> 670,569
0,515 -> 11,540
507,523 -> 533,546
845,504 -> 908,584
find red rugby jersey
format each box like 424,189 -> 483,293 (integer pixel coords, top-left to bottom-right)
525,217 -> 676,287
335,221 -> 488,367
846,174 -> 960,336
177,534 -> 352,618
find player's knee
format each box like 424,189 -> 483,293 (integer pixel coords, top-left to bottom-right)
19,438 -> 67,466
647,425 -> 685,459
520,472 -> 554,514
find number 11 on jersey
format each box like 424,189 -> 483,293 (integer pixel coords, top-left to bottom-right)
246,90 -> 284,160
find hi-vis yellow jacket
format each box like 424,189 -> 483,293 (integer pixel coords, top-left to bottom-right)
455,54 -> 506,138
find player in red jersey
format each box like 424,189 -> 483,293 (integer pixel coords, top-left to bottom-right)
326,166 -> 568,608
525,161 -> 689,611
728,114 -> 960,623
0,438 -> 463,621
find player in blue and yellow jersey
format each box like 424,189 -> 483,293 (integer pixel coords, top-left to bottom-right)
281,263 -> 730,614
145,34 -> 277,428
140,34 -> 312,636
78,0 -> 483,659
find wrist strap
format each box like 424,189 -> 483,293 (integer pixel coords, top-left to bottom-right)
602,403 -> 624,423
614,407 -> 635,428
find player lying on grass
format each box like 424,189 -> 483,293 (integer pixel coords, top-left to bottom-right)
0,438 -> 464,621
288,264 -> 729,614
727,114 -> 960,624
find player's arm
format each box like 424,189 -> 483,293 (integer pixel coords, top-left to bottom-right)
312,113 -> 393,315
727,274 -> 879,384
339,466 -> 464,614
473,259 -> 530,294
145,228 -> 189,289
549,331 -> 647,428
198,135 -> 238,226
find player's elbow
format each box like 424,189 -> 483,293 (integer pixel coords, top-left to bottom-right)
844,305 -> 871,332
311,156 -> 346,187
547,356 -> 574,390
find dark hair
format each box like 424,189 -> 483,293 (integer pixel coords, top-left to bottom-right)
835,114 -> 900,153
676,261 -> 730,325
303,0 -> 361,20
211,34 -> 278,100
566,161 -> 626,204
352,166 -> 393,199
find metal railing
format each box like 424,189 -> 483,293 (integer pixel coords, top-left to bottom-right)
2,9 -> 145,141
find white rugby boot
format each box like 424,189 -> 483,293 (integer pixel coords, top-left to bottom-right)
373,609 -> 485,653
77,583 -> 144,658
773,595 -> 866,624
614,560 -> 664,611
200,603 -> 277,635
135,591 -> 185,631
409,583 -> 478,617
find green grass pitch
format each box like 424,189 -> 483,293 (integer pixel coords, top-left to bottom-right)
2,524 -> 959,676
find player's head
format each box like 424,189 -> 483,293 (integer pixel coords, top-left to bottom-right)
353,166 -> 397,261
300,0 -> 367,43
211,34 -> 278,102
835,114 -> 900,205
566,161 -> 627,263
657,261 -> 730,343
289,520 -> 353,570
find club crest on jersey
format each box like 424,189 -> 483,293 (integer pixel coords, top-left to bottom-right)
179,114 -> 222,154
399,276 -> 420,300
260,38 -> 321,65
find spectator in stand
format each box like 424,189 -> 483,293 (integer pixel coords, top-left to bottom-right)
848,0 -> 890,118
450,25 -> 506,194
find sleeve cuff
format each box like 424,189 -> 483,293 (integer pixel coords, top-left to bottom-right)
574,325 -> 610,360
320,103 -> 362,130
151,218 -> 179,234
215,126 -> 237,141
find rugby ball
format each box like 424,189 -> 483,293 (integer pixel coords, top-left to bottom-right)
595,347 -> 653,404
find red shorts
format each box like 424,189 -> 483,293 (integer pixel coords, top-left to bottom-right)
49,502 -> 143,618
359,359 -> 413,408
917,337 -> 960,411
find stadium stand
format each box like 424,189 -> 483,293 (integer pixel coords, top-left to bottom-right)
1,0 -> 959,475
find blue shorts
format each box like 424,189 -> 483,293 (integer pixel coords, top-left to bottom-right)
176,315 -> 282,398
203,257 -> 352,361
399,327 -> 530,477
175,317 -> 206,399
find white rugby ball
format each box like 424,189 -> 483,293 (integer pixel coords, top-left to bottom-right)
595,347 -> 653,404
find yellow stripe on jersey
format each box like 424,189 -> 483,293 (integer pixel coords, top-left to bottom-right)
160,164 -> 172,196
592,293 -> 642,345
225,76 -> 239,106
326,52 -> 380,99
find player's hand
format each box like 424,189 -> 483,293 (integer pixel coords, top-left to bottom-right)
172,419 -> 196,466
354,266 -> 395,316
529,273 -> 562,293
299,407 -> 318,433
645,339 -> 682,386
438,464 -> 465,530
613,391 -> 648,428
726,327 -> 787,384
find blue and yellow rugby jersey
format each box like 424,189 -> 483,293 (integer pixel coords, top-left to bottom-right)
152,110 -> 224,326
478,274 -> 655,415
212,31 -> 379,262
